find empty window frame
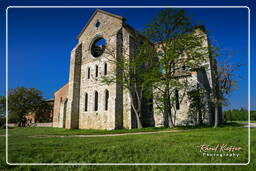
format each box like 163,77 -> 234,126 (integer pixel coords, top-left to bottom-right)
95,65 -> 98,77
88,67 -> 90,79
175,89 -> 180,110
104,63 -> 107,75
94,91 -> 98,111
105,90 -> 109,110
84,93 -> 88,112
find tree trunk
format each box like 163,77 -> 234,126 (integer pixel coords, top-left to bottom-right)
198,108 -> 203,125
135,110 -> 143,128
166,87 -> 174,127
214,102 -> 219,128
130,95 -> 143,128
166,101 -> 174,127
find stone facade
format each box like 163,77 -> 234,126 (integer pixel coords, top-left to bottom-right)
153,28 -> 217,127
52,83 -> 69,128
52,9 -> 221,129
25,99 -> 54,125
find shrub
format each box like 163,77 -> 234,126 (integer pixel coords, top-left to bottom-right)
224,109 -> 256,121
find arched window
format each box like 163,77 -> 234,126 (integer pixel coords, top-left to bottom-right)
104,63 -> 107,75
94,91 -> 98,111
105,90 -> 109,110
63,99 -> 68,128
95,65 -> 98,78
95,20 -> 101,28
84,93 -> 88,112
88,67 -> 90,79
182,65 -> 186,71
175,89 -> 180,110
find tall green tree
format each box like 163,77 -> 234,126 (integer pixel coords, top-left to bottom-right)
101,35 -> 158,128
210,46 -> 242,127
0,96 -> 5,117
1,87 -> 50,127
0,96 -> 6,127
143,9 -> 209,127
101,9 -> 210,128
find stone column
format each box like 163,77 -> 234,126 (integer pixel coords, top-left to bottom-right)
115,28 -> 124,129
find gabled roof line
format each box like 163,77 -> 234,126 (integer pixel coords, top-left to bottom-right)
54,82 -> 69,95
77,9 -> 124,39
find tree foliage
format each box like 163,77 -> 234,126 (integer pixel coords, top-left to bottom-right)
0,96 -> 5,117
100,9 -> 239,128
209,46 -> 242,127
0,96 -> 5,127
224,109 -> 256,122
101,34 -> 157,128
187,86 -> 208,125
0,87 -> 50,127
143,9 -> 208,127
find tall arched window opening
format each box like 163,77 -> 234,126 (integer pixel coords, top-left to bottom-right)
105,90 -> 109,110
84,93 -> 88,112
63,99 -> 68,128
95,65 -> 98,77
94,91 -> 98,111
175,89 -> 180,110
88,67 -> 90,79
104,63 -> 107,75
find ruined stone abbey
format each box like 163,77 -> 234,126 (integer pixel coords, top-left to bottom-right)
52,9 -> 221,130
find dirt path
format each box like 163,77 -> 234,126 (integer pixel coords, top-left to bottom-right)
240,122 -> 256,128
30,130 -> 183,138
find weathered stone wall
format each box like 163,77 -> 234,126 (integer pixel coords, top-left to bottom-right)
59,9 -> 218,129
121,27 -> 155,129
52,84 -> 69,127
33,123 -> 53,127
115,28 -> 124,129
66,44 -> 82,129
153,69 -> 214,127
77,11 -> 123,130
153,27 -> 215,127
153,76 -> 193,127
121,28 -> 132,129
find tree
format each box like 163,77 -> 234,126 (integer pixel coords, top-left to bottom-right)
143,9 -> 208,127
210,46 -> 242,127
0,96 -> 5,127
187,86 -> 208,125
1,87 -> 50,127
101,9 -> 210,128
101,34 -> 157,128
0,96 -> 5,117
34,100 -> 52,122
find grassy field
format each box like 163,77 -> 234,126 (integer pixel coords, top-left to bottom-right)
0,124 -> 254,170
233,121 -> 256,123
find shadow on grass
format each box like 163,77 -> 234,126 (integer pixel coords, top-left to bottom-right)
2,122 -> 243,137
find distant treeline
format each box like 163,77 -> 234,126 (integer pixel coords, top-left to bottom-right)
224,108 -> 256,121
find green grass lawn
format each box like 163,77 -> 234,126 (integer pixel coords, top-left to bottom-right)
0,124 -> 254,171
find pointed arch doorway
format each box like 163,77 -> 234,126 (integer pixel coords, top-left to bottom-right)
60,98 -> 68,128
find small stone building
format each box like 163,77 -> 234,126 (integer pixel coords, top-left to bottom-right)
26,99 -> 54,125
52,9 -> 222,129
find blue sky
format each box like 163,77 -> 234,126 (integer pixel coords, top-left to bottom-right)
0,0 -> 255,110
